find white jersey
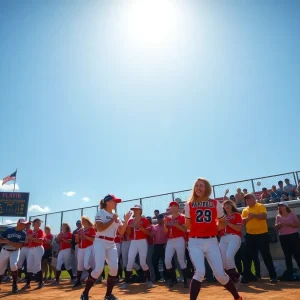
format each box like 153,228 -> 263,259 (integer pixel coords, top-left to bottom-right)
95,209 -> 122,238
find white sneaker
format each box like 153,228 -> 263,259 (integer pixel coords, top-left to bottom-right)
119,282 -> 128,290
147,281 -> 153,288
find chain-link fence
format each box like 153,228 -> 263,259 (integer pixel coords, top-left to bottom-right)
29,170 -> 300,234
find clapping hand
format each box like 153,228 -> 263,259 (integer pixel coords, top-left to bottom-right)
124,211 -> 132,223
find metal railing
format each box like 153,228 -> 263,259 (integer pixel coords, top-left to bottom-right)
29,170 -> 300,234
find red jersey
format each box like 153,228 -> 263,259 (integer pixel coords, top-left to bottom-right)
30,229 -> 45,247
220,213 -> 243,237
58,232 -> 72,250
185,199 -> 224,238
43,233 -> 53,250
24,229 -> 33,247
114,234 -> 123,244
165,214 -> 185,239
78,227 -> 96,249
128,217 -> 150,240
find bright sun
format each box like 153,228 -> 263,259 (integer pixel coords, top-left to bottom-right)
122,0 -> 178,47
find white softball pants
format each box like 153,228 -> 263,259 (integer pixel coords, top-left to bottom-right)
121,240 -> 140,270
219,234 -> 241,270
91,239 -> 118,279
17,247 -> 30,269
165,237 -> 187,269
77,246 -> 93,272
126,239 -> 149,272
27,246 -> 44,273
56,248 -> 72,271
188,237 -> 229,285
0,248 -> 20,274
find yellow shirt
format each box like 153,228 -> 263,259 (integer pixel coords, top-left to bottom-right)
242,203 -> 268,234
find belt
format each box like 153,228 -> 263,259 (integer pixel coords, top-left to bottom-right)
98,236 -> 114,241
3,248 -> 18,252
190,236 -> 216,239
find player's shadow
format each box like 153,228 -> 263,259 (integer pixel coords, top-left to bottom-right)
238,279 -> 300,294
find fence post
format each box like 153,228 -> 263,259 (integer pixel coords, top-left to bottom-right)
292,172 -> 297,185
296,172 -> 299,182
212,186 -> 216,199
45,214 -> 47,228
172,193 -> 175,201
60,212 -> 64,232
96,205 -> 99,212
251,180 -> 255,192
81,208 -> 83,217
140,198 -> 142,206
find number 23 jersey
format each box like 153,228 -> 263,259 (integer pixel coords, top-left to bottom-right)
185,199 -> 224,237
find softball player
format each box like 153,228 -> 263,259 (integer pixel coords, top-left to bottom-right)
73,216 -> 96,288
17,223 -> 32,280
164,201 -> 190,288
22,218 -> 45,290
120,204 -> 152,290
120,231 -> 143,277
219,200 -> 242,286
185,178 -> 242,300
52,223 -> 74,285
0,218 -> 28,293
42,226 -> 53,281
80,194 -> 131,300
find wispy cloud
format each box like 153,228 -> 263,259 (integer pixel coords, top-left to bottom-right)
28,205 -> 50,213
0,180 -> 20,191
82,197 -> 90,202
63,191 -> 76,197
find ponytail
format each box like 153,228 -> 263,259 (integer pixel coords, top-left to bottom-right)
100,199 -> 106,209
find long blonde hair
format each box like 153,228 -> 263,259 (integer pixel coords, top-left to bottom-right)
187,178 -> 212,203
81,216 -> 94,227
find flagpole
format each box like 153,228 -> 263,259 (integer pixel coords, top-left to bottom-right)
13,168 -> 17,192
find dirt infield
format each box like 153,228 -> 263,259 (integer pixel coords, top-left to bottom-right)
0,279 -> 299,300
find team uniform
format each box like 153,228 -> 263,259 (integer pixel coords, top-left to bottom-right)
219,212 -> 243,283
185,198 -> 242,300
77,227 -> 96,273
164,213 -> 189,286
81,202 -> 124,300
25,228 -> 45,288
43,233 -> 53,261
120,213 -> 153,289
17,228 -> 32,274
54,231 -> 73,284
0,227 -> 26,292
121,232 -> 141,272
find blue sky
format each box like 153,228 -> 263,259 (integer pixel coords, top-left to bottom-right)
0,0 -> 299,230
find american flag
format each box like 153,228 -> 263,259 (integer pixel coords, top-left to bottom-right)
2,171 -> 17,185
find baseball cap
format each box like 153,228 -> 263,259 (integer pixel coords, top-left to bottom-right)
169,201 -> 179,208
76,220 -> 81,225
157,214 -> 164,220
130,204 -> 142,210
18,218 -> 31,225
104,194 -> 122,203
278,202 -> 289,207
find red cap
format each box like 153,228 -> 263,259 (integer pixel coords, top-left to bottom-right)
169,201 -> 179,208
104,194 -> 122,203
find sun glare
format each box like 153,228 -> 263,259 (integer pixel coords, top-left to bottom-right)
123,0 -> 178,47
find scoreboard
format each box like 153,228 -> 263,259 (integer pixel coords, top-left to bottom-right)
0,192 -> 29,217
